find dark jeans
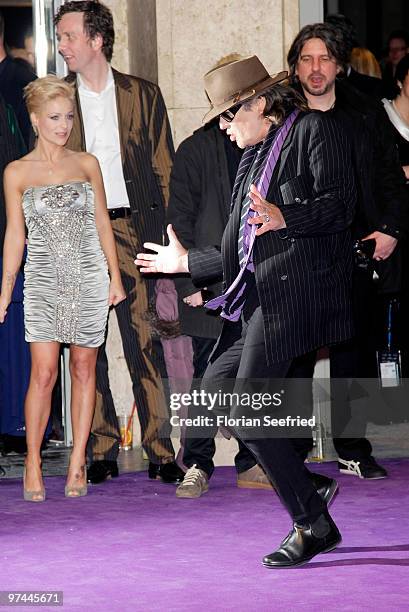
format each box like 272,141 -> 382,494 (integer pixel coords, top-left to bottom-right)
195,300 -> 327,525
184,336 -> 256,475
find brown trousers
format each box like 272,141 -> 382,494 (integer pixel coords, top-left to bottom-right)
89,216 -> 175,464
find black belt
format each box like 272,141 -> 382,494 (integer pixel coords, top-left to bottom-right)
108,207 -> 132,220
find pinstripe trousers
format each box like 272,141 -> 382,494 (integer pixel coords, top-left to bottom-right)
202,296 -> 327,524
89,216 -> 175,464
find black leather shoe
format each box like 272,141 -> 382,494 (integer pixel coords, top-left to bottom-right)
310,472 -> 338,506
1,434 -> 47,455
338,457 -> 387,479
1,434 -> 27,455
148,461 -> 185,483
87,460 -> 119,484
262,513 -> 341,568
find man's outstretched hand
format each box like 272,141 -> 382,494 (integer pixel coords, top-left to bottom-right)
134,224 -> 189,274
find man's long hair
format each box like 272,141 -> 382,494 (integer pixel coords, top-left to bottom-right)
242,83 -> 308,126
261,83 -> 308,124
54,0 -> 114,62
325,14 -> 358,60
287,23 -> 349,78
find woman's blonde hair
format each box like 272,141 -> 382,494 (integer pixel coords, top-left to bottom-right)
24,75 -> 75,115
350,47 -> 382,79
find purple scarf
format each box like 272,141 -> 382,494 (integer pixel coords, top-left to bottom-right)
205,109 -> 299,321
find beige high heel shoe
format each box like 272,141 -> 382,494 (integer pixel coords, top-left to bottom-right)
65,465 -> 88,498
23,464 -> 45,502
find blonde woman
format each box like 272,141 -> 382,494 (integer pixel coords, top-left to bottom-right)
350,47 -> 382,79
0,76 -> 125,501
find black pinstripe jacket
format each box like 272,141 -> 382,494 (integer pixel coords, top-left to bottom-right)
66,69 -> 174,248
188,111 -> 357,364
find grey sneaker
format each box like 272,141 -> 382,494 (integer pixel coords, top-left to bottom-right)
237,464 -> 273,490
175,464 -> 209,498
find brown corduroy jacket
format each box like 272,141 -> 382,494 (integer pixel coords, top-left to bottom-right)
66,68 -> 174,247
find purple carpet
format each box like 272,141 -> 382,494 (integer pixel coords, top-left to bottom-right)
1,459 -> 409,611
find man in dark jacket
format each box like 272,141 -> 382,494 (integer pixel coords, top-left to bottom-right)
168,120 -> 237,349
0,11 -> 35,147
287,23 -> 409,479
167,120 -> 275,493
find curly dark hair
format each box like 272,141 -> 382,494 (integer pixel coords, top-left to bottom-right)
54,0 -> 114,62
287,23 -> 349,78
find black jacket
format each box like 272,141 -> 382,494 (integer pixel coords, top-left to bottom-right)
0,56 -> 36,147
167,122 -> 241,338
334,80 -> 408,239
334,80 -> 409,293
189,111 -> 356,364
346,68 -> 383,99
0,95 -> 20,253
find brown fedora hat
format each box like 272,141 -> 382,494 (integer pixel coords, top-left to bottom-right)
203,55 -> 288,124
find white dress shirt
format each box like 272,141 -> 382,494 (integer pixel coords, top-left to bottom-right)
78,67 -> 130,209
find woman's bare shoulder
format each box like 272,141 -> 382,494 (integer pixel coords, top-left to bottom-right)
64,149 -> 97,163
4,159 -> 26,181
5,152 -> 39,179
3,160 -> 32,198
4,156 -> 44,191
65,150 -> 100,174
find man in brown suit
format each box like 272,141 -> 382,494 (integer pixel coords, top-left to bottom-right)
55,0 -> 184,484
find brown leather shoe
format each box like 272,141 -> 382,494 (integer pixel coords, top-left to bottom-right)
237,464 -> 273,490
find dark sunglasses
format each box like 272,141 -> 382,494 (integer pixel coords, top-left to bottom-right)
220,103 -> 242,122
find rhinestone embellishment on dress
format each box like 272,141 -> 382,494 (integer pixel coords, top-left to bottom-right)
40,184 -> 80,210
31,183 -> 87,343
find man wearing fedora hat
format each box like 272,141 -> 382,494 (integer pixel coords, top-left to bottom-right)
136,55 -> 356,568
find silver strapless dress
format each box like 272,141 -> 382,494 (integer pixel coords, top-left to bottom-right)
22,181 -> 109,347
